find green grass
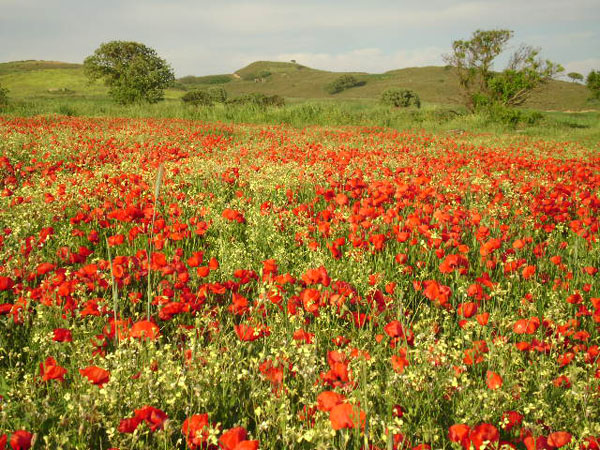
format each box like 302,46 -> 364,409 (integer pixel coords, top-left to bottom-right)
1,59 -> 596,111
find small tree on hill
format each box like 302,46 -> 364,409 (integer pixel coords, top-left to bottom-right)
84,41 -> 174,104
567,72 -> 584,83
443,29 -> 562,111
586,70 -> 600,100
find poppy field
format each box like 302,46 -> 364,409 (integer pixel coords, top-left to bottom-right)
0,115 -> 598,449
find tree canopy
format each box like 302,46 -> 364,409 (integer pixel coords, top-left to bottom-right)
443,29 -> 563,110
84,41 -> 174,104
586,70 -> 600,100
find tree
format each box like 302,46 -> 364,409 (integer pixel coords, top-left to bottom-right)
567,72 -> 584,83
586,70 -> 600,100
325,75 -> 366,94
443,29 -> 562,110
380,88 -> 421,108
84,41 -> 174,104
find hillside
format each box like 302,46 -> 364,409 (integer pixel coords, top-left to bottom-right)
0,59 -> 594,110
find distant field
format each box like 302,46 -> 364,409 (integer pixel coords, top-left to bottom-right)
0,59 -> 595,111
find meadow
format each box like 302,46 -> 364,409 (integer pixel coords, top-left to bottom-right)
0,114 -> 598,449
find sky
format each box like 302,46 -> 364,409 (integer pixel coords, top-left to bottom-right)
1,0 -> 599,78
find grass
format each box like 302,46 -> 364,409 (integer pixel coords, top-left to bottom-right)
2,96 -> 599,144
1,59 -> 596,111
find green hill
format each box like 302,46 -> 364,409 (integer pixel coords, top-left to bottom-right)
0,59 -> 595,110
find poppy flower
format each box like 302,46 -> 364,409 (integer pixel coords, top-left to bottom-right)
486,371 -> 503,390
182,413 -> 212,449
129,320 -> 160,340
470,423 -> 499,450
39,356 -> 67,382
329,403 -> 366,430
79,366 -> 110,387
547,432 -> 571,448
118,416 -> 142,433
448,424 -> 471,450
219,427 -> 259,450
133,405 -> 168,431
9,430 -> 33,450
316,391 -> 346,412
52,328 -> 72,342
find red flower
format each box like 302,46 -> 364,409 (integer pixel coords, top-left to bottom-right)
316,391 -> 346,412
449,424 -> 471,450
470,423 -> 499,450
329,403 -> 366,431
133,405 -> 168,431
80,366 -> 111,387
9,430 -> 33,450
118,416 -> 142,433
39,356 -> 67,382
129,320 -> 160,340
219,427 -> 259,450
547,432 -> 571,448
52,328 -> 72,342
181,413 -> 212,449
486,371 -> 503,390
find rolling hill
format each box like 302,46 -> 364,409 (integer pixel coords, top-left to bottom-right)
0,59 -> 594,110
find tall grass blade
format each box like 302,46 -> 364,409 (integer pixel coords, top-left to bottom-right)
147,163 -> 165,321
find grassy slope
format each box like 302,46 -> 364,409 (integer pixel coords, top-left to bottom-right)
1,60 -> 594,110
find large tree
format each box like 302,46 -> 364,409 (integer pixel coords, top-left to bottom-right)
84,41 -> 174,104
443,30 -> 563,111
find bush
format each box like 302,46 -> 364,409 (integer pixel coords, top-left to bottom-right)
179,75 -> 232,85
380,88 -> 421,108
207,87 -> 228,103
227,93 -> 285,107
326,75 -> 366,94
0,83 -> 8,107
181,90 -> 213,106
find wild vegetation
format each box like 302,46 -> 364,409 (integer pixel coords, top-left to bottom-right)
0,29 -> 599,450
0,116 -> 598,449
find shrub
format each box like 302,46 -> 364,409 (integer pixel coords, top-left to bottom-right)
207,86 -> 228,103
181,90 -> 213,106
380,88 -> 421,108
179,75 -> 232,85
227,93 -> 285,107
326,75 -> 366,94
0,83 -> 8,107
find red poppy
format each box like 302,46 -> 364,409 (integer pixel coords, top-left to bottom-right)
486,371 -> 503,390
9,430 -> 33,450
329,403 -> 366,430
129,320 -> 160,340
316,391 -> 346,412
182,413 -> 212,449
219,427 -> 259,450
133,405 -> 168,431
470,423 -> 499,450
448,424 -> 471,450
39,356 -> 67,382
547,432 -> 571,448
52,328 -> 72,342
79,366 -> 110,387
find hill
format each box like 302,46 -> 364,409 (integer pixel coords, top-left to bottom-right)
0,59 -> 595,110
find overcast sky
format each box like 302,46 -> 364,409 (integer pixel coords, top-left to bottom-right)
1,0 -> 598,77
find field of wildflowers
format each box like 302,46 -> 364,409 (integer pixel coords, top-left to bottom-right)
0,115 -> 598,449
